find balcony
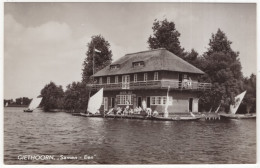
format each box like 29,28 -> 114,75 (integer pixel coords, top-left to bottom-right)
88,80 -> 211,91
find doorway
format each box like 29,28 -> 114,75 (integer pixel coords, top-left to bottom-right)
104,97 -> 108,111
111,97 -> 115,108
189,98 -> 193,112
146,97 -> 150,108
137,97 -> 142,107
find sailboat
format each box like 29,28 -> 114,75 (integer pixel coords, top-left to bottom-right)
24,97 -> 42,112
5,102 -> 8,107
81,88 -> 103,117
219,91 -> 256,119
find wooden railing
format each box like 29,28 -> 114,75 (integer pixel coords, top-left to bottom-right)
87,80 -> 211,91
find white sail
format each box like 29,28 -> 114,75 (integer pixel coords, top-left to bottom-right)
164,86 -> 170,118
87,88 -> 103,114
5,102 -> 8,107
230,91 -> 247,114
29,97 -> 42,110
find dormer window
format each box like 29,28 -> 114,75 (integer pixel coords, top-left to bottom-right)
133,61 -> 145,67
110,64 -> 120,70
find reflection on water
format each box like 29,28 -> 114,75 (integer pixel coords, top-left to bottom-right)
4,107 -> 256,164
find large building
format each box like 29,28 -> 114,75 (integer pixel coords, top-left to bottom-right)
89,48 -> 211,114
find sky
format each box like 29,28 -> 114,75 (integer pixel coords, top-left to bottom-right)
4,2 -> 257,99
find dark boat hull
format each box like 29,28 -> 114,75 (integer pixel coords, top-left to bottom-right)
72,113 -> 82,116
24,109 -> 33,112
104,114 -> 147,120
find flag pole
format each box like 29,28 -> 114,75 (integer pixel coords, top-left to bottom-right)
93,46 -> 95,75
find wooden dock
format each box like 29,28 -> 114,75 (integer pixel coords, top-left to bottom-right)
202,113 -> 221,120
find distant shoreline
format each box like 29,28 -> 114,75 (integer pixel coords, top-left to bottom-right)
5,105 -> 28,108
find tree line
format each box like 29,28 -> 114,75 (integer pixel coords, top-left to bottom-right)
4,97 -> 32,107
39,19 -> 256,114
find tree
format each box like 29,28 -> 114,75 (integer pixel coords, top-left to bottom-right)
242,74 -> 256,113
64,81 -> 89,112
199,29 -> 244,112
15,98 -> 23,105
82,35 -> 113,83
40,81 -> 64,111
148,19 -> 186,57
183,48 -> 202,68
22,97 -> 31,105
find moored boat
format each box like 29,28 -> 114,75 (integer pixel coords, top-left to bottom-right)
80,113 -> 102,117
80,88 -> 103,117
220,113 -> 256,119
104,114 -> 147,120
151,115 -> 202,121
219,91 -> 256,119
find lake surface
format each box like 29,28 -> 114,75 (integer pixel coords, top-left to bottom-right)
4,107 -> 256,164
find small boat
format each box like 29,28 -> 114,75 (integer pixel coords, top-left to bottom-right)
151,115 -> 202,121
104,114 -> 147,120
71,113 -> 82,116
80,113 -> 102,117
80,88 -> 103,117
24,109 -> 33,112
219,91 -> 256,119
220,113 -> 256,119
24,97 -> 42,112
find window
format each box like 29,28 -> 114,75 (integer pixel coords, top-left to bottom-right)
99,77 -> 102,84
150,96 -> 173,105
156,97 -> 161,104
110,64 -> 120,70
117,95 -> 132,105
163,97 -> 167,104
115,76 -> 118,83
154,72 -> 158,81
107,77 -> 110,84
151,97 -> 156,105
134,74 -> 138,82
133,61 -> 145,67
144,73 -> 148,81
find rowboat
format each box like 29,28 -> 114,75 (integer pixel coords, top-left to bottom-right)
151,116 -> 202,121
220,113 -> 256,119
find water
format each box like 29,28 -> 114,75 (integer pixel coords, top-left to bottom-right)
4,107 -> 256,164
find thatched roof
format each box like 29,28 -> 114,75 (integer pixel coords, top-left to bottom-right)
93,48 -> 204,77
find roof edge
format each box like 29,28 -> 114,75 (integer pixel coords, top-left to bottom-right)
125,48 -> 166,56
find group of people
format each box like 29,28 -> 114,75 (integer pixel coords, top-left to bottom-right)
182,77 -> 193,89
106,106 -> 159,117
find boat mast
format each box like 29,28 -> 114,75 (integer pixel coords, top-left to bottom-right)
86,46 -> 99,113
164,86 -> 170,118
